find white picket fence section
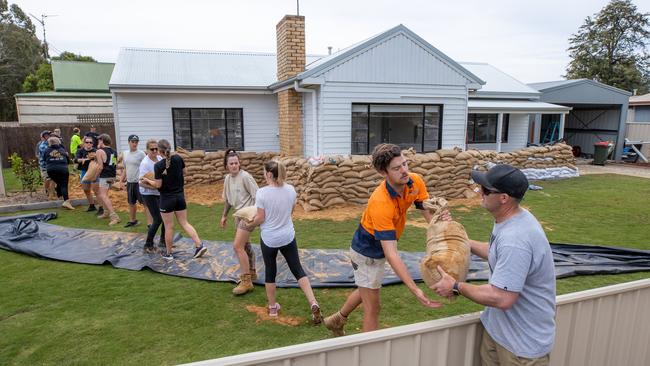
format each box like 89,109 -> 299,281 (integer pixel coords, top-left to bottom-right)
184,278 -> 650,366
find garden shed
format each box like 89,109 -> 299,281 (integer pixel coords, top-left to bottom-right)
528,79 -> 631,159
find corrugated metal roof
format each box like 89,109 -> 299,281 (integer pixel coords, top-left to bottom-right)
468,99 -> 571,113
630,93 -> 650,105
109,48 -> 323,89
52,60 -> 114,92
528,79 -> 632,96
460,62 -> 539,97
15,91 -> 111,98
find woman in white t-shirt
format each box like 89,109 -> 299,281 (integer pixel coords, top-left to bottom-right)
249,160 -> 322,323
220,149 -> 259,295
138,139 -> 165,252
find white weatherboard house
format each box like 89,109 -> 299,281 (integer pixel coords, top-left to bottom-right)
109,15 -> 570,155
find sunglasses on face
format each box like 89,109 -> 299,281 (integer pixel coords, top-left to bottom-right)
149,148 -> 158,152
84,141 -> 93,144
481,186 -> 502,195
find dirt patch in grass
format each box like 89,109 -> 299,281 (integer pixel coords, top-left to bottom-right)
245,305 -> 303,326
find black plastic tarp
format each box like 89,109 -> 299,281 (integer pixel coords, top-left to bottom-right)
1,213 -> 649,288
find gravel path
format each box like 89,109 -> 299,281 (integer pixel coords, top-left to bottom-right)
578,161 -> 650,179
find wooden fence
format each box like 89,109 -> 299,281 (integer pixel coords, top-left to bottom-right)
0,122 -> 115,168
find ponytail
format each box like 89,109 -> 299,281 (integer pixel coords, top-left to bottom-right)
263,160 -> 286,186
157,139 -> 172,175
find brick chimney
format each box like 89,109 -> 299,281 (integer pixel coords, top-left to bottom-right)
276,15 -> 305,156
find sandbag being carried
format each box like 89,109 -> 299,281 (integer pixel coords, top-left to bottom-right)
82,161 -> 100,183
420,197 -> 471,298
233,206 -> 257,223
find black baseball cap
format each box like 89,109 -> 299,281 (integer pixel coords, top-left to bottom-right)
128,134 -> 139,141
41,130 -> 51,138
470,164 -> 529,199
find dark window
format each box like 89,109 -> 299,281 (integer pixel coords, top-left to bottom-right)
172,108 -> 243,151
351,104 -> 442,154
467,113 -> 509,143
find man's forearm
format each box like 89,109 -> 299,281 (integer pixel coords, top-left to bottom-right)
469,239 -> 489,259
385,252 -> 419,293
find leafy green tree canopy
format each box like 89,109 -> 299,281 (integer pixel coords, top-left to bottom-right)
0,0 -> 43,120
566,0 -> 650,94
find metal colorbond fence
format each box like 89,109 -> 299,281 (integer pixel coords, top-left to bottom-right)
184,278 -> 650,366
0,122 -> 115,168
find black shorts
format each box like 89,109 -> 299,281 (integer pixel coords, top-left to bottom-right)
127,182 -> 143,205
159,193 -> 187,213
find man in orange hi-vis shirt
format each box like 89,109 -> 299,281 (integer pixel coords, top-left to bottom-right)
323,143 -> 446,336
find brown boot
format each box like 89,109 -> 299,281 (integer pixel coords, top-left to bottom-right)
232,273 -> 254,296
108,212 -> 121,226
323,311 -> 347,337
245,243 -> 257,280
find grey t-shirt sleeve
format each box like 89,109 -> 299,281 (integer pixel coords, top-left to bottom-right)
489,245 -> 532,293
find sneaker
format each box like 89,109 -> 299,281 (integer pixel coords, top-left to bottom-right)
268,303 -> 281,317
96,207 -> 104,216
311,303 -> 323,325
193,245 -> 207,259
86,205 -> 97,212
61,200 -> 75,210
161,252 -> 174,261
124,220 -> 138,228
144,244 -> 156,254
323,311 -> 347,337
97,212 -> 109,219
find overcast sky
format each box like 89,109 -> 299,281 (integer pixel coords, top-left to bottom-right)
14,0 -> 650,83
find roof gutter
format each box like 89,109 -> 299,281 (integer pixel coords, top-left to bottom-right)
293,81 -> 318,156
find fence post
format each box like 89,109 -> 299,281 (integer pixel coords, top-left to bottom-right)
0,151 -> 6,196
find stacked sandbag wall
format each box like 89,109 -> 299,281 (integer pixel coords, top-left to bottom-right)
172,143 -> 575,211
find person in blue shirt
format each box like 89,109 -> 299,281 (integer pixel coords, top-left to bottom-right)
37,130 -> 55,199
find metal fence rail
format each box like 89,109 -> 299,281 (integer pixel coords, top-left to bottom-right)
184,278 -> 650,366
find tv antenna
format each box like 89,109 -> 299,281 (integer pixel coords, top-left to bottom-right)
29,13 -> 58,59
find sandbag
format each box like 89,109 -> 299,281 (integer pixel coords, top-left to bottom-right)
82,161 -> 100,182
233,206 -> 257,223
420,197 -> 471,300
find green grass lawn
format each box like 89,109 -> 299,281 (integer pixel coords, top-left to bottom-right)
2,167 -> 21,192
1,174 -> 649,365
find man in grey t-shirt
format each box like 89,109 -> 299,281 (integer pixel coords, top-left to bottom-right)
432,164 -> 556,365
121,135 -> 147,228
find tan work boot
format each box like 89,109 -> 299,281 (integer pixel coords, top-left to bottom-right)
61,200 -> 75,210
97,212 -> 110,219
108,212 -> 121,226
232,273 -> 254,296
245,243 -> 257,280
323,311 -> 347,337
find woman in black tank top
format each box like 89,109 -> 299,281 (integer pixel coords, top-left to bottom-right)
140,139 -> 206,261
95,134 -> 120,226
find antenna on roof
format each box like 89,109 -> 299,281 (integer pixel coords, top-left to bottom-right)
29,13 -> 58,60
296,0 -> 300,15
328,46 -> 332,55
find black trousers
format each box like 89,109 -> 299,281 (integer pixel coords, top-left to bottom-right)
260,237 -> 306,283
47,168 -> 69,201
142,194 -> 165,245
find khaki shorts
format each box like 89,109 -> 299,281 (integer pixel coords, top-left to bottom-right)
234,217 -> 255,233
480,328 -> 550,366
350,248 -> 386,289
98,177 -> 114,188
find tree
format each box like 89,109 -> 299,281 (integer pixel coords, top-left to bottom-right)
22,52 -> 97,93
0,0 -> 43,121
566,0 -> 650,94
53,51 -> 96,62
